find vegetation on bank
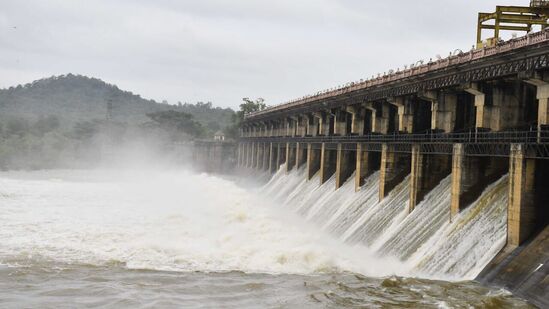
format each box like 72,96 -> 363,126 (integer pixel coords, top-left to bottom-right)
0,74 -> 235,136
0,74 -> 267,170
224,97 -> 267,139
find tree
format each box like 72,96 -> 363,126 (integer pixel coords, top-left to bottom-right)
6,118 -> 29,137
225,97 -> 267,140
240,97 -> 266,113
234,97 -> 266,125
72,120 -> 100,140
147,110 -> 205,139
196,101 -> 213,109
32,115 -> 60,136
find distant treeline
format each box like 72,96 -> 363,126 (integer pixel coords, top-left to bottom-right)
0,74 -> 236,138
0,111 -> 203,169
0,74 -> 267,170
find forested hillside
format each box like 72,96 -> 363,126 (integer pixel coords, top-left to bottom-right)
0,74 -> 237,169
0,74 -> 235,133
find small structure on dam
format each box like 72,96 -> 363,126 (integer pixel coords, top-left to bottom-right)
233,4 -> 549,306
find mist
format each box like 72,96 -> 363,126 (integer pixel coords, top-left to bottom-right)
0,167 -> 406,277
0,117 -> 193,170
0,74 -> 238,171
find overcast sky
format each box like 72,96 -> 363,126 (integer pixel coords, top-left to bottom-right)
0,0 -> 530,109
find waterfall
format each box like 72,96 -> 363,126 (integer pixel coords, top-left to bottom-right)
374,176 -> 451,260
261,166 -> 509,280
327,172 -> 380,236
343,175 -> 409,247
410,176 -> 508,280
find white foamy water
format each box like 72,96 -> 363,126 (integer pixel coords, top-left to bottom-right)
0,168 -> 405,277
264,167 -> 509,281
0,168 -> 531,309
410,176 -> 509,280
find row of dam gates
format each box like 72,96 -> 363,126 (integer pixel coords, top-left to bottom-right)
237,29 -> 549,250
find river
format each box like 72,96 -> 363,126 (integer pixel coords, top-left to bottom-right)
0,169 -> 534,308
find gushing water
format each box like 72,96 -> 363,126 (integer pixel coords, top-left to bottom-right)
264,166 -> 509,281
375,176 -> 451,260
344,175 -> 409,247
0,169 -> 402,277
0,168 -> 530,308
411,176 -> 508,280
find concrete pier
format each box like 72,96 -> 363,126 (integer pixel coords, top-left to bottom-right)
307,143 -> 321,180
250,143 -> 257,168
450,144 -> 507,218
379,144 -> 411,201
320,143 -> 336,184
508,144 -> 537,246
335,143 -> 356,189
334,109 -> 349,136
268,143 -> 277,173
346,105 -> 365,135
536,82 -> 549,141
507,144 -> 549,246
244,143 -> 252,168
241,143 -> 247,167
262,143 -> 269,171
409,144 -> 451,212
277,143 -> 286,172
525,79 -> 549,141
256,142 -> 264,170
241,143 -> 246,167
355,143 -> 380,191
308,115 -> 319,136
285,142 -> 296,173
464,85 -> 487,129
236,143 -> 242,167
295,142 -> 307,170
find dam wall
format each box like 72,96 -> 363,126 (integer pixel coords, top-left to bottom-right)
192,140 -> 236,174
232,30 -> 549,306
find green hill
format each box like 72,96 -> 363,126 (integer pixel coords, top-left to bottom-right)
0,74 -> 238,169
0,74 -> 235,133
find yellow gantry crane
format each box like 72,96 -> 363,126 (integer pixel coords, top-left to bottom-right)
477,0 -> 549,47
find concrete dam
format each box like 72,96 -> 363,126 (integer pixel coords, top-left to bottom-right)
195,28 -> 549,307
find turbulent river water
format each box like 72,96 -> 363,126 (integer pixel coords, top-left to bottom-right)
0,168 -> 535,308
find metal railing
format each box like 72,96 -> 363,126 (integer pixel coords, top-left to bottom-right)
246,29 -> 549,119
241,129 -> 546,145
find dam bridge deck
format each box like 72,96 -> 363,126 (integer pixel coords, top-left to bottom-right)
242,129 -> 549,158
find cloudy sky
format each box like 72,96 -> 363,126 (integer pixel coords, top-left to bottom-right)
0,0 -> 530,109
